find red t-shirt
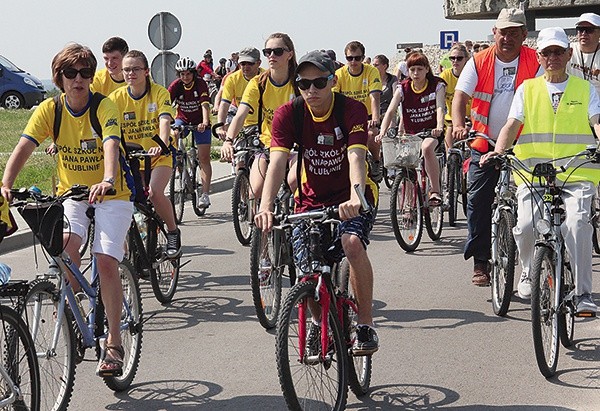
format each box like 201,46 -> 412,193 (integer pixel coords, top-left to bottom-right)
168,78 -> 210,124
271,95 -> 375,212
400,76 -> 444,134
196,61 -> 214,78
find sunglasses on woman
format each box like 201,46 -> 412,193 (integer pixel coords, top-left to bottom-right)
576,26 -> 599,34
345,55 -> 363,62
62,67 -> 95,79
296,74 -> 334,91
262,47 -> 288,57
449,56 -> 464,62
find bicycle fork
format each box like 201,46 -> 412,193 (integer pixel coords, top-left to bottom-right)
297,276 -> 332,364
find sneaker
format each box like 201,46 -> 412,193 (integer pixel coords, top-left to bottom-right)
370,160 -> 383,183
166,229 -> 182,259
352,325 -> 379,356
517,271 -> 532,299
198,193 -> 210,208
306,321 -> 321,358
472,262 -> 490,287
575,294 -> 598,316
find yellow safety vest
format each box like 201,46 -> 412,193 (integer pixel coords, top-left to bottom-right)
513,75 -> 600,185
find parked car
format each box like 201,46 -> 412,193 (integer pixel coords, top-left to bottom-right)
0,54 -> 45,109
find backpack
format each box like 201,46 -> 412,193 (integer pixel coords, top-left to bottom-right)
53,92 -> 105,142
291,92 -> 348,205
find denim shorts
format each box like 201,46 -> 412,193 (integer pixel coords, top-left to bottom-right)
173,119 -> 212,145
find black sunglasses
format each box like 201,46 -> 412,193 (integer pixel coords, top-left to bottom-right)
449,56 -> 465,62
239,61 -> 256,66
62,67 -> 95,80
576,26 -> 599,34
539,48 -> 567,57
345,55 -> 364,62
296,74 -> 334,91
262,47 -> 288,57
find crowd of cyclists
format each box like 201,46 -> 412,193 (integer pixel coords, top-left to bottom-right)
0,6 -> 600,406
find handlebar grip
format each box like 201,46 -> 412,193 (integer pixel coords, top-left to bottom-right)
212,122 -> 225,139
151,135 -> 171,156
106,188 -> 117,196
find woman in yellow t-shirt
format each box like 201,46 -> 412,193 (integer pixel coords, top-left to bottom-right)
1,43 -> 132,377
221,32 -> 298,202
109,50 -> 180,258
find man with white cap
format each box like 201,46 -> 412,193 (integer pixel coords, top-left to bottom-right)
568,13 -> 600,97
452,7 -> 542,289
481,27 -> 600,315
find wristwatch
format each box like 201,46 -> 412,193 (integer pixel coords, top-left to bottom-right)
102,177 -> 115,186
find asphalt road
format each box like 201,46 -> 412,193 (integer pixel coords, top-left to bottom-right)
1,186 -> 599,410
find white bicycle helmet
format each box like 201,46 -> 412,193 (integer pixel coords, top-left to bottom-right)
175,57 -> 196,72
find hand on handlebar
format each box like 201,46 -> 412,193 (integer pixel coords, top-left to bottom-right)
338,198 -> 362,221
220,141 -> 234,162
197,123 -> 209,133
479,151 -> 500,167
147,146 -> 163,157
89,181 -> 115,204
0,186 -> 12,203
452,126 -> 468,142
254,209 -> 275,232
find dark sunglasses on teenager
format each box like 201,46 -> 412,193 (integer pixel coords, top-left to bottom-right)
345,55 -> 363,62
262,47 -> 288,57
61,67 -> 95,79
576,26 -> 599,34
296,74 -> 334,91
449,56 -> 465,62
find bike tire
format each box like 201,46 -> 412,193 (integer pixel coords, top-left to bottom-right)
22,279 -> 76,411
169,158 -> 186,224
336,258 -> 372,397
390,171 -> 423,252
148,221 -> 180,303
190,161 -> 206,217
592,190 -> 600,254
491,209 -> 517,317
461,166 -> 468,216
276,280 -> 348,411
531,245 -> 560,378
96,260 -> 143,392
1,304 -> 41,411
446,154 -> 460,226
232,170 -> 253,245
558,256 -> 575,348
383,166 -> 394,189
249,227 -> 282,330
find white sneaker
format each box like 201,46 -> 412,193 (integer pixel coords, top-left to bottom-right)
198,193 -> 210,208
517,271 -> 532,299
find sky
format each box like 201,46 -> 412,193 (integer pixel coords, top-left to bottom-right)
1,0 -> 578,82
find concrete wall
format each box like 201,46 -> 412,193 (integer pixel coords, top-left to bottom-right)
444,0 -> 600,20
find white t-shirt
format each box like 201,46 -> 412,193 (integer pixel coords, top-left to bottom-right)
568,42 -> 600,97
509,77 -> 600,123
456,56 -> 544,139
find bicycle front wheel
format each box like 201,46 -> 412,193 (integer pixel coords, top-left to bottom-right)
558,255 -> 575,348
276,281 -> 348,411
531,245 -> 560,378
169,157 -> 186,224
190,160 -> 206,217
22,279 -> 76,411
446,154 -> 461,226
0,304 -> 40,411
148,222 -> 180,303
232,170 -> 253,245
491,209 -> 516,317
249,228 -> 282,330
390,171 -> 423,252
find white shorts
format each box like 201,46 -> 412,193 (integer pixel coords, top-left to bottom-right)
63,199 -> 133,262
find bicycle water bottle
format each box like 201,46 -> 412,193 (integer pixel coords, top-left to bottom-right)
133,210 -> 147,241
0,263 -> 12,285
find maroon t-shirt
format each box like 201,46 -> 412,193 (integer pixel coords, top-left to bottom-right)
400,76 -> 444,134
271,95 -> 374,212
167,78 -> 210,124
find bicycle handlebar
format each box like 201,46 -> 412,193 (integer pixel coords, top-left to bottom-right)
171,124 -> 198,133
10,184 -> 116,206
211,122 -> 225,139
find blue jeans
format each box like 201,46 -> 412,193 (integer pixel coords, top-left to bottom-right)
464,149 -> 500,262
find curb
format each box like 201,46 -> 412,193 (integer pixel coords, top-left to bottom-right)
0,172 -> 235,254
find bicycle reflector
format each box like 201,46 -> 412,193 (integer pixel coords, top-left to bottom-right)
535,219 -> 552,235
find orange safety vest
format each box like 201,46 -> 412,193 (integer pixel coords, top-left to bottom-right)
470,45 -> 540,152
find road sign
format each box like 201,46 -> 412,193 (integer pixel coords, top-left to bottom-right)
148,12 -> 182,51
151,51 -> 179,87
440,31 -> 459,49
396,43 -> 423,50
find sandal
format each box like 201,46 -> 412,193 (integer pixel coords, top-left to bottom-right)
96,344 -> 124,377
428,192 -> 442,207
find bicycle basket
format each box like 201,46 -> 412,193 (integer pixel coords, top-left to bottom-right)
382,134 -> 421,169
18,202 -> 64,256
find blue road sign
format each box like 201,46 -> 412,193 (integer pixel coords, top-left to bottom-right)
440,31 -> 459,49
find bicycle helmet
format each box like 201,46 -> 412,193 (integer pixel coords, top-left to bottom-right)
175,57 -> 196,72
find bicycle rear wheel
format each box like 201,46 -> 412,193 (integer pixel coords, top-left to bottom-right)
390,171 -> 423,252
336,259 -> 372,397
249,227 -> 282,330
592,189 -> 600,254
558,256 -> 575,348
446,154 -> 461,226
0,304 -> 40,411
491,209 -> 516,317
169,157 -> 186,224
22,279 -> 76,411
276,281 -> 348,411
531,245 -> 560,378
148,221 -> 180,303
232,170 -> 253,245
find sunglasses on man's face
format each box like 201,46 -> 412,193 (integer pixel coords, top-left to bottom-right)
345,55 -> 363,62
576,26 -> 599,34
296,74 -> 334,91
262,48 -> 288,57
62,67 -> 95,80
239,61 -> 255,67
449,56 -> 464,62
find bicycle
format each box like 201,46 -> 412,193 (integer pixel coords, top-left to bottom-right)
383,129 -> 444,252
169,124 -> 207,223
11,185 -> 143,411
126,143 -> 182,304
445,138 -> 470,226
276,186 -> 373,410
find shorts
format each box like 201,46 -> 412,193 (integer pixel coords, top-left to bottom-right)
63,199 -> 133,262
174,119 -> 212,145
338,212 -> 374,249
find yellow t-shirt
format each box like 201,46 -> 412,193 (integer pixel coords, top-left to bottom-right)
222,69 -> 264,127
333,64 -> 382,115
21,94 -> 130,200
241,76 -> 296,147
439,68 -> 471,123
90,68 -> 126,96
109,83 -> 176,168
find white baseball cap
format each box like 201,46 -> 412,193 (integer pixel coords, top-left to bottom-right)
537,27 -> 570,51
576,13 -> 600,28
